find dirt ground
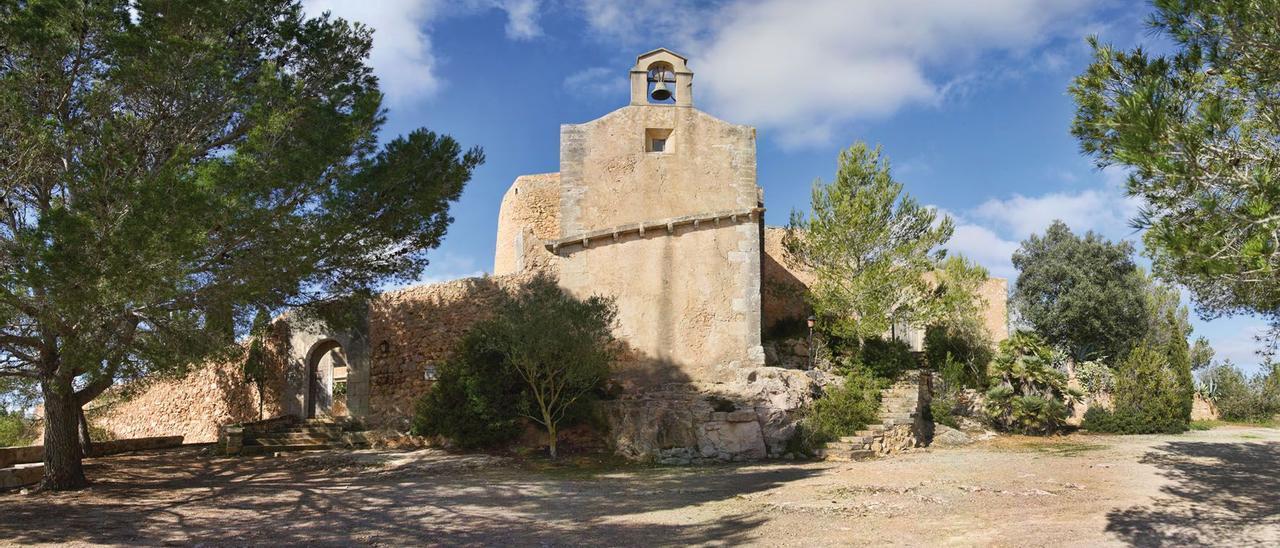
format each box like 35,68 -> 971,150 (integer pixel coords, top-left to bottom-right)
0,425 -> 1277,547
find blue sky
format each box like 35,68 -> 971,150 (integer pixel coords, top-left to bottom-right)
302,0 -> 1272,372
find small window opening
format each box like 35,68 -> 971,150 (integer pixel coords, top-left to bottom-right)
646,128 -> 673,153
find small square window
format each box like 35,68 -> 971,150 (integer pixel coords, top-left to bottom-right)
646,128 -> 673,153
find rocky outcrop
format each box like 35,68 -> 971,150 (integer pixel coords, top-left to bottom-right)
605,366 -> 834,463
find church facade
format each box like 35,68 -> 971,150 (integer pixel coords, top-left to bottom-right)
90,49 -> 1007,461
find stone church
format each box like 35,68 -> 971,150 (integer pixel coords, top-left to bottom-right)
92,49 -> 1008,462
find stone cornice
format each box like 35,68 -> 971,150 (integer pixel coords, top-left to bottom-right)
545,207 -> 764,254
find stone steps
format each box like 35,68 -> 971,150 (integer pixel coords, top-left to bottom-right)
822,446 -> 876,461
240,418 -> 371,455
822,370 -> 929,462
239,442 -> 366,456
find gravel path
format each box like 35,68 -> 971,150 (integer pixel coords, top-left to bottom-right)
1,425 -> 1276,546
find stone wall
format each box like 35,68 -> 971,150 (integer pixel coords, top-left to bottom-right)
1191,394 -> 1219,421
977,277 -> 1010,344
86,275 -> 534,439
89,328 -> 294,443
761,227 -> 813,335
493,173 -> 561,275
365,274 -> 529,429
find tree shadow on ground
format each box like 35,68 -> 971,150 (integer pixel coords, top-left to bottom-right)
1106,439 -> 1280,546
0,446 -> 822,545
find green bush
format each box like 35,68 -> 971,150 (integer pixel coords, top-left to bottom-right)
411,276 -> 615,454
1201,363 -> 1280,423
788,368 -> 885,454
983,332 -> 1080,434
411,333 -> 527,448
1088,343 -> 1192,434
924,323 -> 992,389
929,388 -> 961,429
1075,360 -> 1115,397
0,411 -> 28,447
857,336 -> 917,380
1082,407 -> 1123,433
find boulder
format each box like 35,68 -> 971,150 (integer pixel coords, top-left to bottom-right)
931,425 -> 973,447
698,419 -> 766,460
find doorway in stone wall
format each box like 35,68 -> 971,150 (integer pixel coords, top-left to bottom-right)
305,340 -> 350,419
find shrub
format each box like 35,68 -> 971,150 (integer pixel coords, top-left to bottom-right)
411,276 -> 616,456
789,368 -> 885,454
925,323 -> 992,389
1082,407 -> 1122,433
0,411 -> 28,447
1089,343 -> 1193,434
411,332 -> 527,449
1075,360 -> 1115,397
857,336 -> 917,380
1201,362 -> 1280,423
929,388 -> 961,429
983,332 -> 1080,434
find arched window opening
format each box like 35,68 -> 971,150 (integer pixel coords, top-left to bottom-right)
646,61 -> 676,104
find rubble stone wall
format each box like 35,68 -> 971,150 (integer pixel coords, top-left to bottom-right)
493,173 -> 562,275
89,362 -> 260,443
88,326 -> 295,443
365,274 -> 529,429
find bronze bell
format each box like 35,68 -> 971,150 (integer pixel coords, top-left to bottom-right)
650,73 -> 672,101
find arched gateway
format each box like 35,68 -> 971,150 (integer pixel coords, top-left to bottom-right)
282,313 -> 370,420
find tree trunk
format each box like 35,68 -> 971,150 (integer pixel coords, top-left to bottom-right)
77,406 -> 94,457
40,376 -> 88,491
547,423 -> 558,459
541,406 -> 558,459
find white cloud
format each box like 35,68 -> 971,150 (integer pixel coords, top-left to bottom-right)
302,0 -> 545,105
564,67 -> 629,98
945,221 -> 1021,280
577,0 -> 704,47
970,188 -> 1140,242
574,0 -> 1101,146
494,0 -> 543,40
938,166 -> 1141,283
304,0 -> 444,105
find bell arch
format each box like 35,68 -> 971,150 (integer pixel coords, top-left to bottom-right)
630,48 -> 693,107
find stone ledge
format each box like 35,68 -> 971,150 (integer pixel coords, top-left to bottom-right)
0,464 -> 42,489
545,207 -> 765,254
0,436 -> 185,468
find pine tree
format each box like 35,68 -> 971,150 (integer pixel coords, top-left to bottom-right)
783,142 -> 954,343
0,0 -> 482,490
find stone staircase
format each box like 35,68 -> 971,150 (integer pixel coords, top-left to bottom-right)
232,417 -> 374,456
824,371 -> 928,461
